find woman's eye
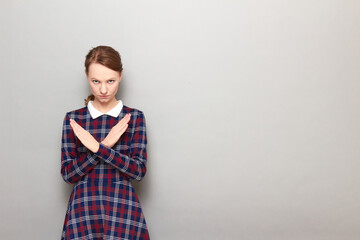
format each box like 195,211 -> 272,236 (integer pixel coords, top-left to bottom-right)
92,80 -> 99,84
108,80 -> 115,83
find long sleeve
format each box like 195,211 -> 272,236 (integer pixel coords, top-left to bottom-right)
94,111 -> 148,181
60,113 -> 99,184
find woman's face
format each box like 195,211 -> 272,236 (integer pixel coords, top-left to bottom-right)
86,63 -> 122,104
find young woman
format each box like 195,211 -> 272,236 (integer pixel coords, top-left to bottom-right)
60,46 -> 150,239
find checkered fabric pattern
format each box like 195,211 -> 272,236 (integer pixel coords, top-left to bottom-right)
60,105 -> 150,240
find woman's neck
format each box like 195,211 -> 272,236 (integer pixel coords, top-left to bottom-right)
92,98 -> 118,113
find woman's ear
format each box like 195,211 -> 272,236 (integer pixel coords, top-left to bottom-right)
119,72 -> 123,83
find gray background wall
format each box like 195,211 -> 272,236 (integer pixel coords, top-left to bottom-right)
1,0 -> 360,239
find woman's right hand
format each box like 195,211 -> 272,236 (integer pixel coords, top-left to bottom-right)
101,113 -> 131,148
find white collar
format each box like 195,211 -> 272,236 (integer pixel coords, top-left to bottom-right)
88,100 -> 123,119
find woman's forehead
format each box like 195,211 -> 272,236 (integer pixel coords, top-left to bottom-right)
88,63 -> 120,79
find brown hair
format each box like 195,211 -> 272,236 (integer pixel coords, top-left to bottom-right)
84,45 -> 123,105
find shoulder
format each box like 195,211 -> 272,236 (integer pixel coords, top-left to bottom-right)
122,105 -> 147,127
122,104 -> 145,118
64,105 -> 89,119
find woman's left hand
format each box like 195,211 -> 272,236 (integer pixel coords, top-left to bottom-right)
70,119 -> 99,153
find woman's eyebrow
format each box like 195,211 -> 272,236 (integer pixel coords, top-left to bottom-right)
91,77 -> 116,80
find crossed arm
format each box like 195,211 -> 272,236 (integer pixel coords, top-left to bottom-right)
61,112 -> 148,183
69,113 -> 131,153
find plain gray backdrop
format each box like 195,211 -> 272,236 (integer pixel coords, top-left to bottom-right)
1,0 -> 360,239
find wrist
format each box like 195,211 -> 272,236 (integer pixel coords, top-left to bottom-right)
101,140 -> 108,147
91,142 -> 100,153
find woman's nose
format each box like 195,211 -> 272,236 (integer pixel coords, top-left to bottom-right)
100,84 -> 107,94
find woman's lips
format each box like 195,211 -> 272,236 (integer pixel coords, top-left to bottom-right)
100,95 -> 108,98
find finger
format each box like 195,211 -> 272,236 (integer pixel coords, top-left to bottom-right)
70,121 -> 82,135
70,121 -> 83,137
122,113 -> 131,121
70,119 -> 83,129
125,114 -> 131,122
118,114 -> 130,125
70,124 -> 81,140
70,119 -> 81,131
120,113 -> 131,124
113,115 -> 130,130
70,119 -> 91,139
115,119 -> 127,129
71,119 -> 88,134
72,124 -> 96,145
110,122 -> 128,137
69,120 -> 79,133
119,123 -> 129,135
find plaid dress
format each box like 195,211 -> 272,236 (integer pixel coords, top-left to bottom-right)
60,104 -> 150,240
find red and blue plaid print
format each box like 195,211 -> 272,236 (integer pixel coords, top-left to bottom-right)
60,105 -> 150,239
